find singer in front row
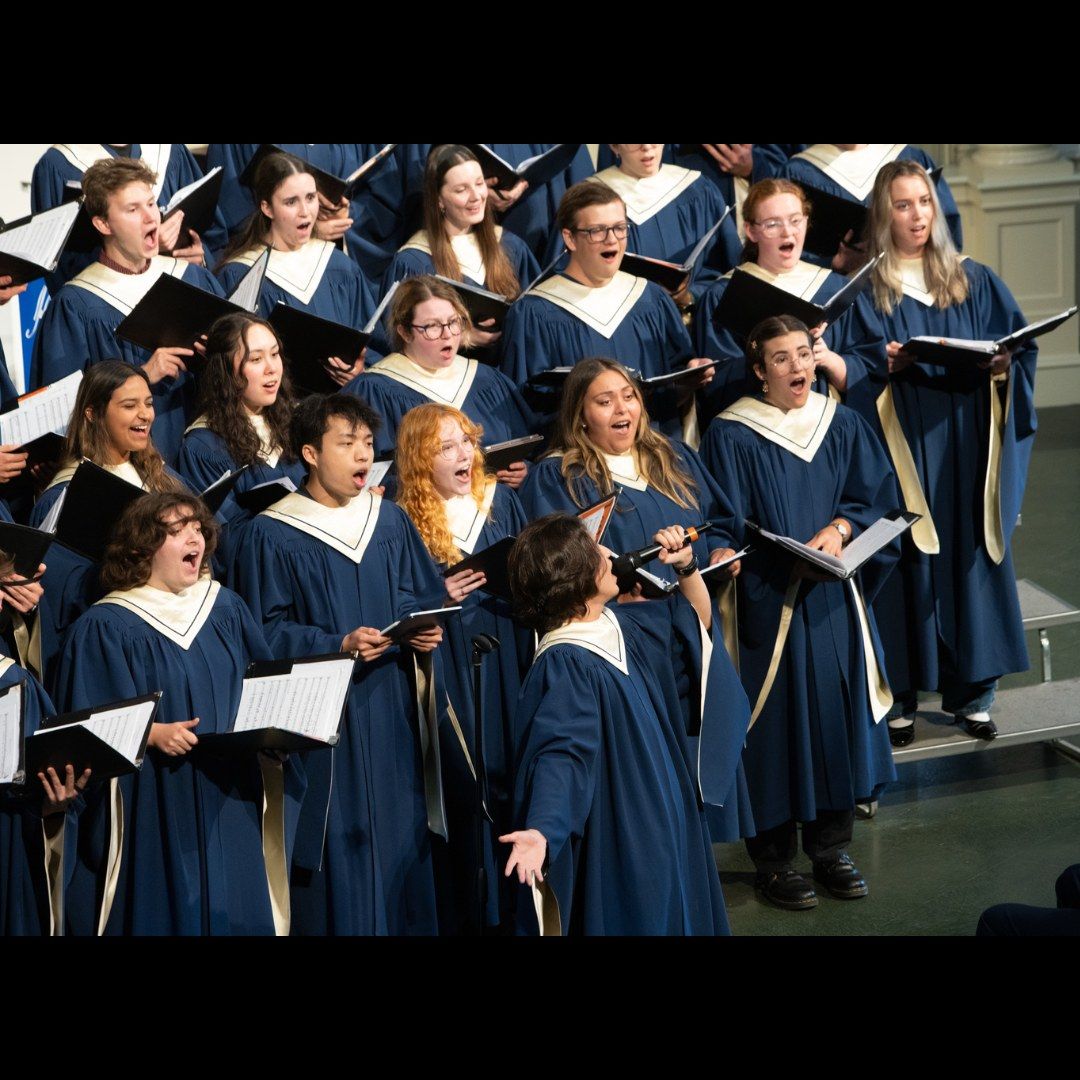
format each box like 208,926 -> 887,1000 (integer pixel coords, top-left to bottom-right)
502,514 -> 735,936
700,315 -> 900,912
54,493 -> 304,935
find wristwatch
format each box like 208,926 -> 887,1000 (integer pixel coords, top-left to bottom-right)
830,520 -> 850,542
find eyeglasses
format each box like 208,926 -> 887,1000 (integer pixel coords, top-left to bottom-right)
437,435 -> 475,461
751,214 -> 807,237
411,318 -> 463,340
765,347 -> 815,373
572,223 -> 630,243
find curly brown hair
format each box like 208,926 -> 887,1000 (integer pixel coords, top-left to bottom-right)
508,514 -> 603,635
100,492 -> 219,592
196,313 -> 295,467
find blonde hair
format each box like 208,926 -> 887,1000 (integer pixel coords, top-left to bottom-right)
550,358 -> 697,511
395,403 -> 489,565
867,160 -> 969,314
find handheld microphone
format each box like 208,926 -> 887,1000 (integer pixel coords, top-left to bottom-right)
609,522 -> 712,578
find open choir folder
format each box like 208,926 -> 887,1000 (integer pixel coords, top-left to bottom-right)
444,536 -> 517,602
0,370 -> 82,468
432,275 -> 512,329
268,303 -> 369,396
160,167 -> 224,249
115,247 -> 270,357
199,653 -> 358,754
463,144 -> 582,191
0,202 -> 82,285
26,692 -> 159,782
901,306 -> 1078,367
746,511 -> 920,580
239,144 -> 398,205
620,206 -> 732,293
713,254 -> 883,339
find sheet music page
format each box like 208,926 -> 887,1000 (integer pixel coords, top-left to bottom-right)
0,202 -> 81,268
37,698 -> 156,763
0,371 -> 83,447
839,515 -> 910,571
0,684 -> 23,785
685,206 -> 731,269
230,249 -> 269,312
366,460 -> 392,489
39,487 -> 68,535
162,167 -> 221,214
232,658 -> 354,742
364,280 -> 399,334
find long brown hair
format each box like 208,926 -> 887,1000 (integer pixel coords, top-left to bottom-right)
395,403 -> 488,566
867,160 -> 969,314
64,361 -> 177,492
549,358 -> 697,511
196,313 -> 295,467
220,151 -> 313,265
740,178 -> 812,265
423,145 -> 521,299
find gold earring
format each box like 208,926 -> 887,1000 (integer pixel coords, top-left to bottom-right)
761,381 -> 768,395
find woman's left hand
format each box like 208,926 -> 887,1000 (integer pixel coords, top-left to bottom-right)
39,764 -> 91,816
468,318 -> 502,349
0,562 -> 46,613
806,522 -> 845,557
486,177 -> 528,212
495,461 -> 528,489
406,625 -> 443,653
981,349 -> 1012,375
686,357 -> 715,388
314,194 -> 353,243
322,349 -> 365,386
445,569 -> 486,604
709,546 -> 741,579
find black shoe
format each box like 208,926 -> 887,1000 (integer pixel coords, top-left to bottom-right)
755,869 -> 818,911
888,721 -> 915,748
958,711 -> 998,741
812,854 -> 868,899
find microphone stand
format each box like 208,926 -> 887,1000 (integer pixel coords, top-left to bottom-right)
470,633 -> 499,935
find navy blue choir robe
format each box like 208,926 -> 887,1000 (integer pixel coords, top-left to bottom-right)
345,352 -> 537,461
204,143 -> 407,280
519,444 -> 754,840
30,459 -> 183,697
544,164 -> 740,300
700,392 -> 899,832
217,241 -> 382,364
514,603 -> 730,936
415,481 -> 533,930
31,143 -> 222,290
783,144 -> 963,256
231,489 -> 449,935
866,257 -> 1035,692
500,271 -> 695,436
176,418 -> 307,578
0,655 -> 67,936
383,226 -> 540,299
54,579 -> 303,935
0,338 -> 19,406
693,260 -> 888,424
31,257 -> 224,464
595,145 -> 808,210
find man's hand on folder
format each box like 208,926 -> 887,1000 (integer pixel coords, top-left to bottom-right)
342,625 -> 392,662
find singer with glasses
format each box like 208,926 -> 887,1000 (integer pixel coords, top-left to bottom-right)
346,276 -> 536,488
395,403 -> 534,932
700,315 -> 900,913
501,181 -> 715,438
693,178 -> 887,425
